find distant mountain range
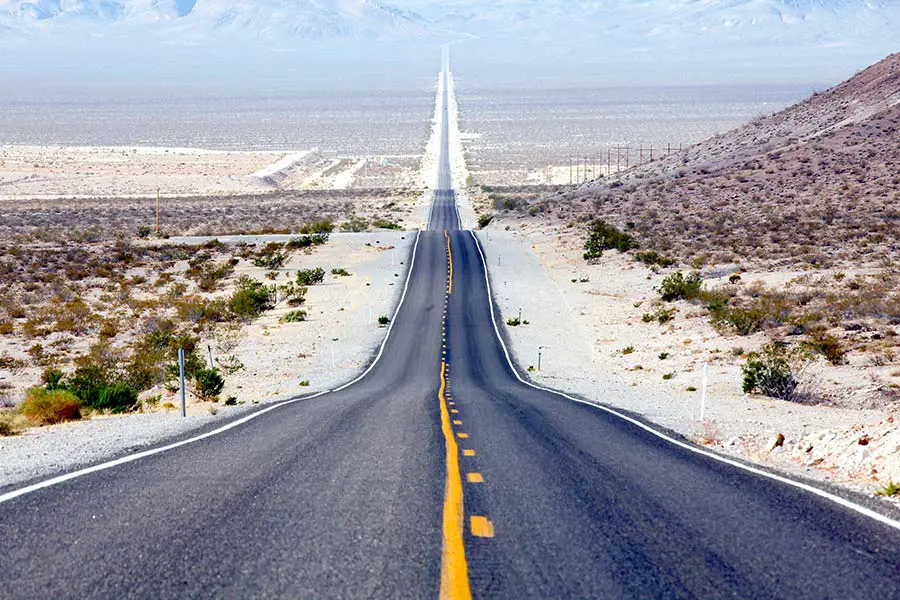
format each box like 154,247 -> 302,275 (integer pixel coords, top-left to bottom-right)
1,1 -> 898,85
4,0 -> 899,42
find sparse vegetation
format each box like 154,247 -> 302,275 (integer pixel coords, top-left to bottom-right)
378,315 -> 391,327
331,268 -> 351,277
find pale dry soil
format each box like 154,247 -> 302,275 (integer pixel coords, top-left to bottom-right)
478,223 -> 900,505
0,145 -> 423,199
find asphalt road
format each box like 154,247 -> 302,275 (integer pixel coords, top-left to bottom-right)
2,60 -> 900,599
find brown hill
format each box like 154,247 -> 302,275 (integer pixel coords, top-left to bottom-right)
495,52 -> 900,269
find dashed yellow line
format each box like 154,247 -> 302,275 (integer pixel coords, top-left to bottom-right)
463,449 -> 476,457
466,473 -> 484,483
470,516 -> 495,538
444,230 -> 454,295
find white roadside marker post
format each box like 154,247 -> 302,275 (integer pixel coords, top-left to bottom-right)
178,348 -> 186,418
700,363 -> 709,421
331,343 -> 336,369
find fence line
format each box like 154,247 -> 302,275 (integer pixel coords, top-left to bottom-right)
565,144 -> 685,184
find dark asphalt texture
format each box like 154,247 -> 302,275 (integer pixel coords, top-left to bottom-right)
2,61 -> 900,599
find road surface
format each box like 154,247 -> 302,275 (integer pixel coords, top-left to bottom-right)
2,57 -> 900,599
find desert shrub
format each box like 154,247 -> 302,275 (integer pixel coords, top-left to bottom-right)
253,249 -> 288,270
193,261 -> 235,292
331,268 -> 351,276
0,412 -> 27,436
298,220 -> 335,235
710,305 -> 766,336
19,388 -> 82,425
341,216 -> 369,232
659,272 -> 703,302
285,234 -> 329,250
634,251 -> 676,268
93,383 -> 139,413
371,218 -> 402,230
742,344 -> 807,400
0,353 -> 26,371
378,315 -> 391,326
193,368 -> 225,401
506,317 -> 522,326
642,306 -> 677,324
805,331 -> 847,365
0,320 -> 13,335
583,219 -> 637,260
296,268 -> 326,286
41,367 -> 65,390
278,282 -> 308,307
281,310 -> 307,323
477,213 -> 495,229
229,276 -> 275,320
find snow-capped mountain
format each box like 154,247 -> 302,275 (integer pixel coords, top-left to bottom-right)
0,0 -> 430,39
1,1 -> 898,86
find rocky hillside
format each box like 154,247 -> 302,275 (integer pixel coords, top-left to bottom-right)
502,52 -> 900,268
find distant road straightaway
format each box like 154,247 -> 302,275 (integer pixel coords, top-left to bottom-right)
2,53 -> 900,599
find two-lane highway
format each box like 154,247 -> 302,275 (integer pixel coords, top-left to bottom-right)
2,51 -> 900,599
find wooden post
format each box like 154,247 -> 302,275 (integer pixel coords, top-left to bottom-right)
155,188 -> 160,235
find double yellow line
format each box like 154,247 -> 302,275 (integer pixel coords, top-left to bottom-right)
438,230 -> 471,600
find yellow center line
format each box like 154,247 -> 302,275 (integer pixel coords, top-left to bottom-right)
463,449 -> 476,457
438,358 -> 471,599
444,230 -> 454,295
466,473 -> 484,483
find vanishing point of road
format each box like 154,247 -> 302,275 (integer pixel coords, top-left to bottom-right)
2,53 -> 900,599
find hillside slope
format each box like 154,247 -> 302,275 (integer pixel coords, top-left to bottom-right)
506,52 -> 900,268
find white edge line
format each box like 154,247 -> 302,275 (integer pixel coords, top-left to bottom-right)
0,231 -> 424,505
469,230 -> 900,533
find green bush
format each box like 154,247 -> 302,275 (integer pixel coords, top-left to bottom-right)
19,388 -> 82,425
477,213 -> 494,229
583,220 -> 637,261
710,305 -> 766,336
253,246 -> 289,270
634,251 -> 676,268
378,315 -> 391,327
659,272 -> 703,302
94,383 -> 139,413
341,217 -> 369,232
230,276 -> 275,320
331,268 -> 351,276
298,220 -> 335,235
278,282 -> 308,307
193,368 -> 225,401
281,310 -> 307,323
285,233 -> 329,250
806,331 -> 847,365
642,307 -> 677,324
742,344 -> 806,400
296,268 -> 326,286
371,218 -> 402,230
